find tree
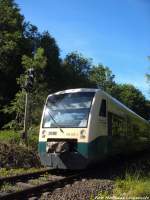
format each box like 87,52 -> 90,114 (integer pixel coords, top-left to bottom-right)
89,64 -> 115,93
0,0 -> 24,92
39,31 -> 62,91
0,1 -> 63,128
2,48 -> 47,129
0,0 -> 25,127
64,52 -> 91,76
22,22 -> 40,57
114,84 -> 150,120
89,64 -> 150,119
62,52 -> 93,89
22,48 -> 47,126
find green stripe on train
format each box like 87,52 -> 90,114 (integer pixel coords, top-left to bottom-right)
38,136 -> 150,158
38,136 -> 109,158
78,136 -> 109,159
38,142 -> 46,153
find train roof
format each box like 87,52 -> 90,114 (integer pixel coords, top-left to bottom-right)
48,88 -> 149,124
101,90 -> 149,124
48,88 -> 98,96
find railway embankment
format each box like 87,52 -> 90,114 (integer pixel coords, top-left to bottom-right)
0,129 -> 40,168
0,129 -> 150,199
0,142 -> 41,168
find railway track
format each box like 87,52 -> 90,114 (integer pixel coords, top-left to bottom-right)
0,169 -> 84,200
0,168 -> 54,186
0,152 -> 149,200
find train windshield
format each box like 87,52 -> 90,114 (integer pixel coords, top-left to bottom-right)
42,92 -> 95,128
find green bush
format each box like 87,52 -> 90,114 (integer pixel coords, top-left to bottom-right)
0,126 -> 39,151
28,126 -> 39,151
0,127 -> 41,168
0,130 -> 20,144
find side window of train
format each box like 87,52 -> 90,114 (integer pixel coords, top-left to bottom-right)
99,99 -> 106,117
112,114 -> 126,137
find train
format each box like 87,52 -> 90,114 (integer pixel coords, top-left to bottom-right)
38,88 -> 150,169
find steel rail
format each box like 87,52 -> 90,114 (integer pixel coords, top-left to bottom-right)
0,172 -> 83,200
0,168 -> 53,185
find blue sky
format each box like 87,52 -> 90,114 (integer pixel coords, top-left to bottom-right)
16,0 -> 150,99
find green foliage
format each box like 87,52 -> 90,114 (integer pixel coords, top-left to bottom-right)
0,0 -> 25,127
28,126 -> 39,151
0,126 -> 39,150
22,48 -> 47,70
113,84 -> 150,119
89,64 -> 115,92
2,91 -> 26,129
62,52 -> 93,89
0,0 -> 149,130
0,0 -> 24,62
88,65 -> 150,120
64,51 -> 91,76
2,47 -> 47,129
21,47 -> 47,127
39,31 -> 61,91
0,130 -> 20,144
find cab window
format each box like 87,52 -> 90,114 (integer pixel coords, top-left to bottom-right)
99,99 -> 106,117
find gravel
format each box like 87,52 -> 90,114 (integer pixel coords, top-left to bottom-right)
40,178 -> 114,200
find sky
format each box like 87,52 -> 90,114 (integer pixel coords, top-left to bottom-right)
16,0 -> 150,99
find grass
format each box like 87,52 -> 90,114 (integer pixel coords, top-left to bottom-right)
93,154 -> 150,200
0,171 -> 49,193
28,173 -> 49,185
94,172 -> 150,199
0,167 -> 45,177
114,173 -> 150,197
0,130 -> 20,144
0,182 -> 22,193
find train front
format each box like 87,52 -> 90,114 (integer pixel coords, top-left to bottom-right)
38,89 -> 95,169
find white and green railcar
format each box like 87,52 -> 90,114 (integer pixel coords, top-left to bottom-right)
38,88 -> 150,169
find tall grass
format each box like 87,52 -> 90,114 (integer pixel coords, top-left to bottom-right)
95,172 -> 150,199
114,172 -> 150,197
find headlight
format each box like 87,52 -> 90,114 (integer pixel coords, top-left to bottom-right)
80,130 -> 86,139
42,130 -> 46,138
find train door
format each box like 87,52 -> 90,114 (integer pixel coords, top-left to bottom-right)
108,112 -> 112,136
96,97 -> 108,157
88,95 -> 108,159
98,98 -> 108,136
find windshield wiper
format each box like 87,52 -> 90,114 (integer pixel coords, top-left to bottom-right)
46,109 -> 64,133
